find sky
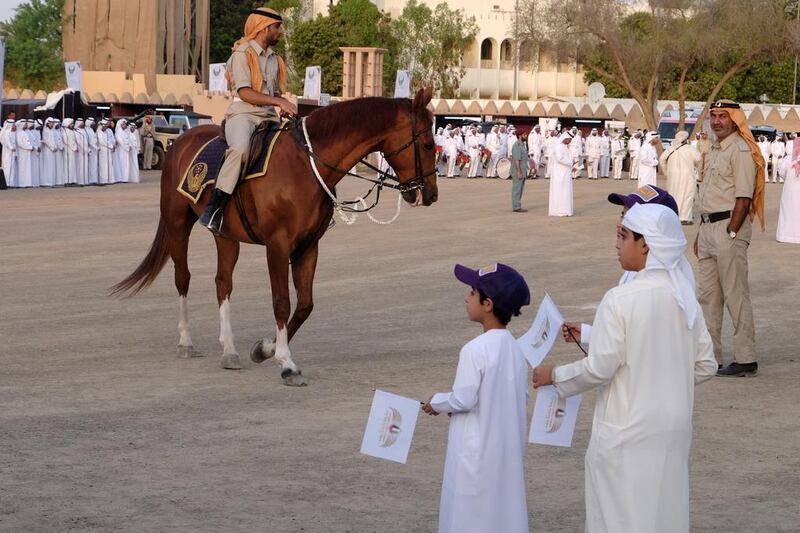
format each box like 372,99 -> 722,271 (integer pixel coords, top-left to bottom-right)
0,0 -> 27,25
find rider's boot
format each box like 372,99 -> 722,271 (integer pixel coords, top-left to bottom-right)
199,188 -> 231,235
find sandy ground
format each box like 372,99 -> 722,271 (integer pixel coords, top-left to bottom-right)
1,171 -> 799,532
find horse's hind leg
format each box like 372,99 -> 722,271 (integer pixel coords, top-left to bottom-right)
169,213 -> 201,358
214,236 -> 242,370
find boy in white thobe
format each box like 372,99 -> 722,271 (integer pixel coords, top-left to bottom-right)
628,131 -> 642,181
534,203 -> 718,533
423,263 -> 531,533
15,121 -> 34,188
128,123 -> 141,183
1,120 -> 18,187
86,119 -> 99,185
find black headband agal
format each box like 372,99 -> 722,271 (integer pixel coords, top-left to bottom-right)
711,100 -> 740,109
250,9 -> 282,21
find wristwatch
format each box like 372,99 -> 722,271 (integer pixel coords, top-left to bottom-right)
728,228 -> 737,239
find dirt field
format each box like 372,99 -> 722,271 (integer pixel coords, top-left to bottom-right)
1,172 -> 798,532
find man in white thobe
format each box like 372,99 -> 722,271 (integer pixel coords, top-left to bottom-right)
660,131 -> 701,224
96,120 -> 114,184
550,131 -> 575,216
628,131 -> 642,181
75,119 -> 89,185
15,121 -> 34,188
485,126 -> 501,177
528,125 -> 544,178
128,123 -> 141,183
770,135 -> 786,183
569,129 -> 583,178
444,130 -> 459,178
637,132 -> 659,187
53,120 -> 66,186
586,128 -> 602,179
545,130 -> 557,179
466,127 -> 481,178
63,119 -> 79,185
85,118 -> 99,185
756,136 -> 770,183
534,203 -> 717,533
611,132 -> 626,180
115,120 -> 131,183
599,129 -> 611,177
107,120 -> 120,183
41,118 -> 58,187
1,120 -> 18,187
30,120 -> 42,187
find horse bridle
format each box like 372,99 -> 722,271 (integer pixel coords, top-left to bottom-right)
293,109 -> 436,199
378,110 -> 437,193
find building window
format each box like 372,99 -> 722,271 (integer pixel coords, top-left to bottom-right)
500,39 -> 513,70
480,39 -> 493,61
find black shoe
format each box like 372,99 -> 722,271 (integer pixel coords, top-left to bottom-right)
717,361 -> 758,377
199,189 -> 231,235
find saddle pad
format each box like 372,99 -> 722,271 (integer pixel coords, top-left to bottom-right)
177,120 -> 286,204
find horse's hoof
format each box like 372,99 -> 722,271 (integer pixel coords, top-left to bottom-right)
176,345 -> 202,359
220,352 -> 243,370
250,339 -> 275,364
281,369 -> 307,387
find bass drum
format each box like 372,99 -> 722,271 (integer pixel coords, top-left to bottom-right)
496,157 -> 512,179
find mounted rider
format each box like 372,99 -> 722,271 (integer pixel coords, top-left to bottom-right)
199,6 -> 298,234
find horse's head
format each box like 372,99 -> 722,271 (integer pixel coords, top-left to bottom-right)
382,87 -> 438,206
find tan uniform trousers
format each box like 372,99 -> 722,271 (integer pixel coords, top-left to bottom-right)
216,112 -> 270,194
697,217 -> 757,364
142,137 -> 154,170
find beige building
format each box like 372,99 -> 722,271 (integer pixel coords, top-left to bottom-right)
311,0 -> 587,100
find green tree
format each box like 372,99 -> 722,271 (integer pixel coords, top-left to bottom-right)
290,0 -> 396,96
391,1 -> 478,98
0,0 -> 65,91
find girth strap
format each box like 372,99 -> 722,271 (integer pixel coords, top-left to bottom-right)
234,188 -> 265,245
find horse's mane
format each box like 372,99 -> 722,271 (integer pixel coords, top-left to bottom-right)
304,97 -> 412,145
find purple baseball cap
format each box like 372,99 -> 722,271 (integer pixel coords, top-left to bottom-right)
608,185 -> 679,215
454,263 -> 531,314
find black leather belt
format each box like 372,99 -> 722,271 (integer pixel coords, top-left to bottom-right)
700,210 -> 731,223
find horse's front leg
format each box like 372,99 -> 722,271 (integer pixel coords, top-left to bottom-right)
214,236 -> 242,370
254,242 -> 306,386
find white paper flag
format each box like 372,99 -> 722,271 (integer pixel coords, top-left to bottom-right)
64,61 -> 82,92
303,66 -> 322,101
517,293 -> 564,368
208,63 -> 227,92
528,386 -> 582,447
360,390 -> 420,464
394,70 -> 410,98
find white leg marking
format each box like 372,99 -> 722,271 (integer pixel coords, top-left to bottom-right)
218,298 -> 237,355
178,296 -> 193,347
274,325 -> 296,372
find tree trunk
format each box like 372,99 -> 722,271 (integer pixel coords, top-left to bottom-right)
690,57 -> 750,137
677,63 -> 690,131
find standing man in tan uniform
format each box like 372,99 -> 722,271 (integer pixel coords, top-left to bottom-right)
694,100 -> 765,377
140,116 -> 155,171
199,6 -> 297,234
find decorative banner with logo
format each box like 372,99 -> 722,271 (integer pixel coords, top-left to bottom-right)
529,386 -> 582,447
394,70 -> 410,98
361,389 -> 420,464
64,61 -> 82,92
516,293 -> 564,368
208,63 -> 227,92
303,66 -> 322,102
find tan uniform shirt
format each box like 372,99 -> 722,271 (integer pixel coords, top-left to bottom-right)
140,121 -> 155,138
225,39 -> 280,120
699,131 -> 755,214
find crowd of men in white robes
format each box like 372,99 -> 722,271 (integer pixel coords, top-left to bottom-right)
1,116 -> 143,188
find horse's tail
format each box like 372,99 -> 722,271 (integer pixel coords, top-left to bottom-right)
110,216 -> 170,297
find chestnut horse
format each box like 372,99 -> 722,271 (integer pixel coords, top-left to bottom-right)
113,87 -> 437,386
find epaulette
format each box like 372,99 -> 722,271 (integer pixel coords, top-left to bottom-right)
736,137 -> 751,152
